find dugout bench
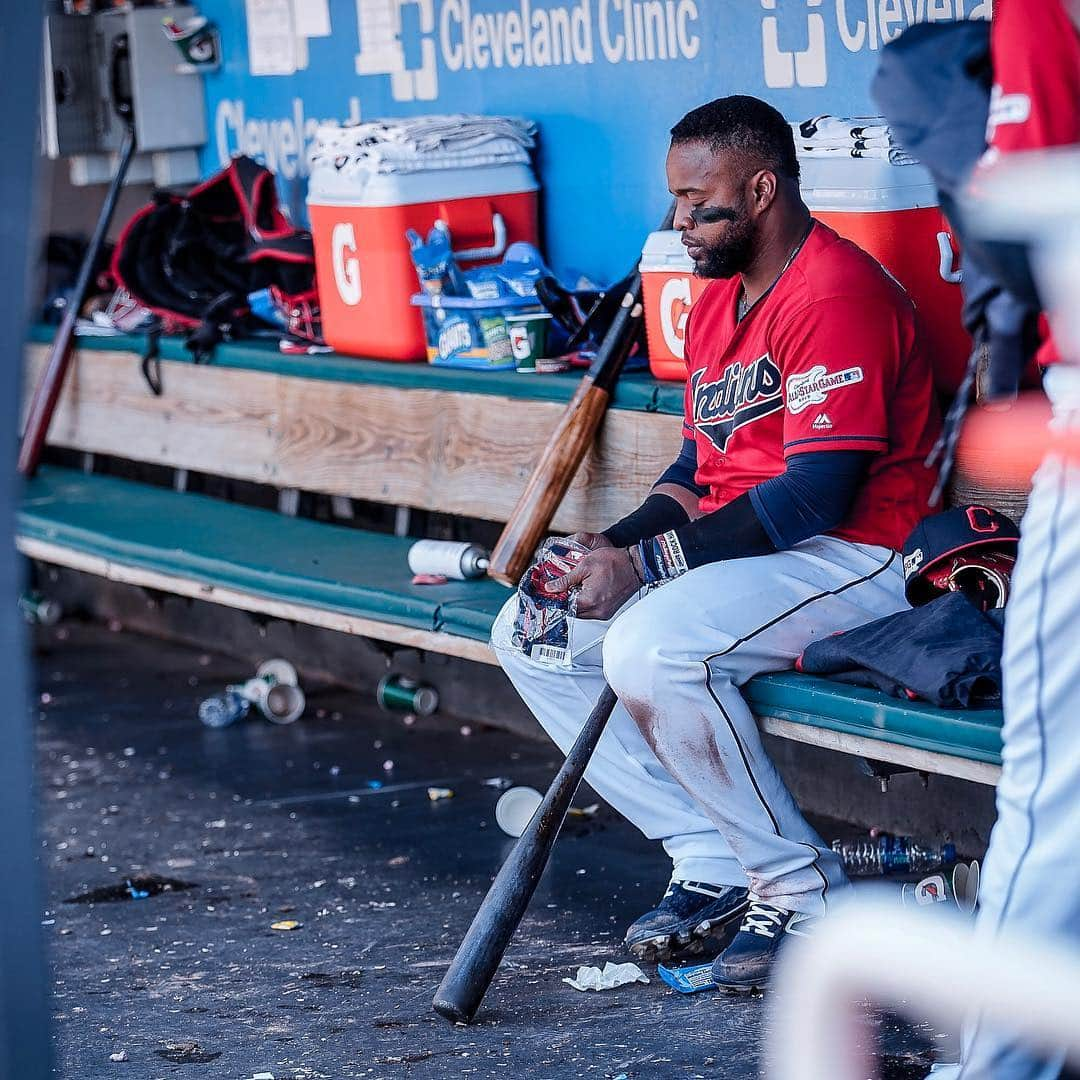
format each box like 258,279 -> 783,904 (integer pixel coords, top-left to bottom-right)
18,327 -> 1004,787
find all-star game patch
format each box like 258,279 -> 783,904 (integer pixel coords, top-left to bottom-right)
785,364 -> 864,415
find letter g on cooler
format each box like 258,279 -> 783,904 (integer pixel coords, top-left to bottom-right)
660,276 -> 693,360
332,222 -> 362,306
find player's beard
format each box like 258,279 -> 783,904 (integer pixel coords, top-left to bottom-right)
692,199 -> 757,279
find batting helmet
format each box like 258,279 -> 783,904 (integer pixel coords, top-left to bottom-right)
902,505 -> 1020,611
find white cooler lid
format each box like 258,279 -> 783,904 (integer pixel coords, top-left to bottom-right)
799,156 -> 939,212
640,230 -> 694,272
307,160 -> 538,208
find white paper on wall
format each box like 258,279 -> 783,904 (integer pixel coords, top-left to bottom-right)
245,0 -> 297,76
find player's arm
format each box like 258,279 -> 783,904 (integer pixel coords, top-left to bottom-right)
550,450 -> 872,612
630,451 -> 872,583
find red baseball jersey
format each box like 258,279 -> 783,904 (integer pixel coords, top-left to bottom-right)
682,221 -> 941,553
983,0 -> 1080,165
978,0 -> 1080,367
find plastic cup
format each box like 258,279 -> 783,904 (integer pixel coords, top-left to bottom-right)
505,312 -> 553,372
494,785 -> 544,837
901,860 -> 980,914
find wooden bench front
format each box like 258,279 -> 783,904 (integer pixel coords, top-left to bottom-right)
23,339 -> 682,533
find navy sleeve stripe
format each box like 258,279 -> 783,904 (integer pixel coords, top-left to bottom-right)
784,434 -> 889,449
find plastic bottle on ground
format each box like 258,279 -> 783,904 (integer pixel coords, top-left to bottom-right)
831,832 -> 957,876
198,690 -> 251,729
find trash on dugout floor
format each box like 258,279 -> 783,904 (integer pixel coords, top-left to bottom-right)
658,962 -> 718,994
563,961 -> 649,992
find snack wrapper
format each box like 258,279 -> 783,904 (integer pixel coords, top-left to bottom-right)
509,538 -> 588,666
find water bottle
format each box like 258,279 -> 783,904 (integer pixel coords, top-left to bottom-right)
198,690 -> 251,729
407,540 -> 490,580
831,832 -> 957,877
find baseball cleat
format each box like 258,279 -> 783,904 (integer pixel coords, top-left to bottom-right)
625,880 -> 749,964
710,898 -> 818,993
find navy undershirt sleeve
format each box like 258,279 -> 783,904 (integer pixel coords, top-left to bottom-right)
748,450 -> 874,551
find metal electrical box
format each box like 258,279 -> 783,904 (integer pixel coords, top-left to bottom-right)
42,6 -> 207,183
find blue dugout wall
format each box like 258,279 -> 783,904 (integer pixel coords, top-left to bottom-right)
198,0 -> 990,283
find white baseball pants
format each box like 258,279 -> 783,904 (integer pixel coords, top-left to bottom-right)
934,364 -> 1080,1080
493,534 -> 907,915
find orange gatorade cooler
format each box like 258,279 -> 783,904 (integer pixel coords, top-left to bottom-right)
641,159 -> 969,391
639,230 -> 709,382
308,160 -> 539,361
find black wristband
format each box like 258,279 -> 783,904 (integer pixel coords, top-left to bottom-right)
602,492 -> 691,548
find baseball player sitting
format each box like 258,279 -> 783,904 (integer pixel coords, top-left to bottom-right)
492,95 -> 941,991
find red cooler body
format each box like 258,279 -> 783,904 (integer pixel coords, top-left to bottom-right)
308,163 -> 539,361
641,158 -> 969,391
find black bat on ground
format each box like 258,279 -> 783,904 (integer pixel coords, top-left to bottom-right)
432,685 -> 618,1024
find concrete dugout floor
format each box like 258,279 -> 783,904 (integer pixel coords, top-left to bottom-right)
33,621 -> 942,1079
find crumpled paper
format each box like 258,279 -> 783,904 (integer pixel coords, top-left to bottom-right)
562,961 -> 650,992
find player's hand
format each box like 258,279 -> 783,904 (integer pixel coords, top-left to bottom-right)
544,546 -> 641,620
564,531 -> 614,551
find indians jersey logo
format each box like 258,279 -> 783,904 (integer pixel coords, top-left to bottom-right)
690,353 -> 783,453
786,364 -> 864,415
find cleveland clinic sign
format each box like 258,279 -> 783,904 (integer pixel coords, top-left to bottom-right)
214,0 -> 991,174
438,0 -> 702,70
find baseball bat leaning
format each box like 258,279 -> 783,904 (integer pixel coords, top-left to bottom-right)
433,684 -> 618,1024
486,202 -> 676,587
19,125 -> 138,477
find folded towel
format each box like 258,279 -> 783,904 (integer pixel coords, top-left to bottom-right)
310,114 -> 536,176
791,114 -> 917,166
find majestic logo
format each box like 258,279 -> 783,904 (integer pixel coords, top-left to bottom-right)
786,364 -> 863,415
811,412 -> 833,431
690,354 -> 783,453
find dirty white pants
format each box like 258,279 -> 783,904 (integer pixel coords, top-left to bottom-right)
493,535 -> 907,915
933,365 -> 1080,1080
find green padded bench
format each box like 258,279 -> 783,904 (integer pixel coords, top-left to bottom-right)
18,466 -> 1003,785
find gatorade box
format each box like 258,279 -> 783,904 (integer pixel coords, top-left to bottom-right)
640,158 -> 970,391
410,292 -> 542,370
309,161 -> 539,361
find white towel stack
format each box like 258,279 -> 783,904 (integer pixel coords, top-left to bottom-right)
309,114 -> 536,177
791,115 -> 916,166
